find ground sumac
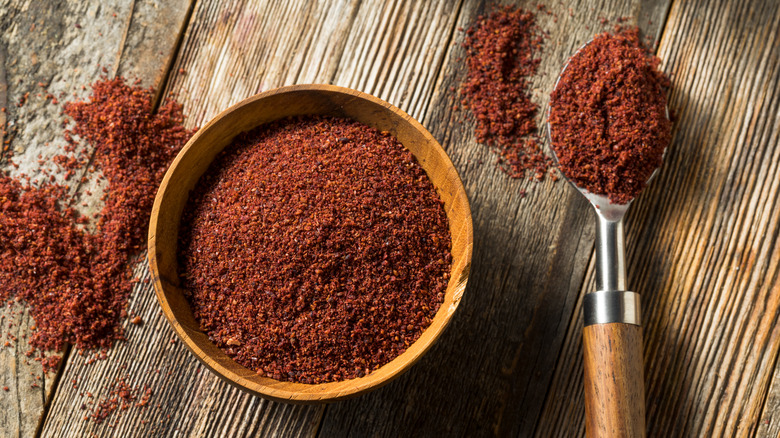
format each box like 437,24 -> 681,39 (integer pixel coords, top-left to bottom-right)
0,78 -> 193,367
178,115 -> 452,384
548,28 -> 671,204
460,6 -> 551,180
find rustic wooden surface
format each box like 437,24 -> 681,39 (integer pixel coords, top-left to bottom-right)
0,0 -> 191,436
1,0 -> 779,437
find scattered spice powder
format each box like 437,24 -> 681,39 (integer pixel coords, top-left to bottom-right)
460,5 -> 552,180
179,115 -> 452,384
87,377 -> 152,424
548,27 -> 671,204
0,77 -> 193,367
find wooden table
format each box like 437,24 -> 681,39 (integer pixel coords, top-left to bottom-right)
1,0 -> 778,436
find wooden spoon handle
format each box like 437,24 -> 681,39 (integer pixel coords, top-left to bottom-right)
583,323 -> 645,438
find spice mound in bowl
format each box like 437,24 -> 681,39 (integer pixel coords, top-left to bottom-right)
149,85 -> 472,403
178,115 -> 451,384
548,28 -> 672,204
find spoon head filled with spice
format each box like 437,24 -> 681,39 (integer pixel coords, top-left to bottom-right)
547,28 -> 671,438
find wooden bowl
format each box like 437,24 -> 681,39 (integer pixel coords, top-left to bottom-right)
148,84 -> 472,403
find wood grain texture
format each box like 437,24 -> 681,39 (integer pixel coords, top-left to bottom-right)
42,0 -> 465,436
5,0 -> 780,436
318,1 -> 670,437
583,324 -> 645,438
757,360 -> 780,437
0,1 -> 189,436
537,0 -> 780,436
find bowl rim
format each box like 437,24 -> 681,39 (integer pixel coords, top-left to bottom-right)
148,83 -> 473,403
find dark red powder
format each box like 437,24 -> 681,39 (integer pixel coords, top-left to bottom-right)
460,6 -> 551,180
0,78 -> 193,366
87,377 -> 152,424
178,116 -> 452,384
548,28 -> 671,204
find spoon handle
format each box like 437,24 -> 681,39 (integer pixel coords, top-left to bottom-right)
585,214 -> 645,437
595,215 -> 626,291
583,322 -> 646,437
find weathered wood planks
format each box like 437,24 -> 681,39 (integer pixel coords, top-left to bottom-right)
2,0 -> 780,436
537,0 -> 780,436
0,1 -> 191,436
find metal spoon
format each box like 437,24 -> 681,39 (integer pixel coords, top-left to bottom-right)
547,42 -> 668,438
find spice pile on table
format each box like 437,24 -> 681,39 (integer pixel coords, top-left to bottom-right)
178,115 -> 452,384
0,78 -> 193,368
548,28 -> 671,204
459,5 -> 551,180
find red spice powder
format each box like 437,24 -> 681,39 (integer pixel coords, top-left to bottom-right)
178,116 -> 452,384
460,6 -> 551,180
0,78 -> 193,366
87,377 -> 152,424
548,28 -> 671,204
